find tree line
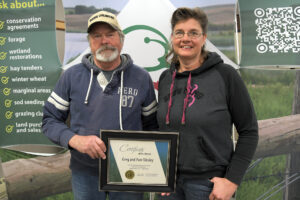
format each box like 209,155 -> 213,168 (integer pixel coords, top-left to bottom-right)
66,5 -> 118,15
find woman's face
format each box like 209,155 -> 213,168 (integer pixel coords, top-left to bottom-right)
171,18 -> 207,63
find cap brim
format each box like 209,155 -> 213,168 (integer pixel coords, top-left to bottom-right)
87,22 -> 120,33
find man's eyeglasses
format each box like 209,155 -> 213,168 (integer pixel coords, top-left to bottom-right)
173,31 -> 203,39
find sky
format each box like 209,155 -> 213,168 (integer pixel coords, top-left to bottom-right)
62,0 -> 236,11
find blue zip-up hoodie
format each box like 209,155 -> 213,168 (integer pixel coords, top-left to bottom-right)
42,53 -> 158,175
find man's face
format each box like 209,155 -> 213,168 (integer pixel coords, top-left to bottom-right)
88,23 -> 123,63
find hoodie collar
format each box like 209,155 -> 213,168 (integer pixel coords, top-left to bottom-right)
165,52 -> 224,125
170,52 -> 223,76
82,53 -> 133,105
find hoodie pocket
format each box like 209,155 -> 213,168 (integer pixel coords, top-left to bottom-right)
178,136 -> 217,170
198,137 -> 217,162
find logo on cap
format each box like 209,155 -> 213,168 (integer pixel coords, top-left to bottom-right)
87,11 -> 121,32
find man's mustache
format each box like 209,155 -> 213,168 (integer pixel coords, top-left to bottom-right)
98,46 -> 117,52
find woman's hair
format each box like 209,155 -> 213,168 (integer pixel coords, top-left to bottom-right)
166,7 -> 209,65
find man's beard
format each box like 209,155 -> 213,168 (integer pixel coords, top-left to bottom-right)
95,45 -> 119,62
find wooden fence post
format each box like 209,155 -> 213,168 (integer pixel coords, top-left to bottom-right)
0,158 -> 8,200
285,70 -> 300,200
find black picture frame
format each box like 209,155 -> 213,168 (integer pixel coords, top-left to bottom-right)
99,129 -> 179,193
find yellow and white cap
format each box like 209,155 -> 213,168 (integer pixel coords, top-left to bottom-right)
87,11 -> 122,33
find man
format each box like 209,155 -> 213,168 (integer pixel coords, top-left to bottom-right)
42,10 -> 158,200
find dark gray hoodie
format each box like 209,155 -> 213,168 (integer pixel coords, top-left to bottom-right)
157,52 -> 258,185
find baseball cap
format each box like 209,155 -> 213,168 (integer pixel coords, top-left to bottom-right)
87,11 -> 122,33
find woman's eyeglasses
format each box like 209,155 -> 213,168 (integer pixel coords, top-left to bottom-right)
173,31 -> 203,39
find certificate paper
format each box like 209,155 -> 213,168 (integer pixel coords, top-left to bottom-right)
99,130 -> 179,192
109,139 -> 167,184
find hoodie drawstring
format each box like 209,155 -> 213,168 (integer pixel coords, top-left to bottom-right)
119,71 -> 124,130
165,71 -> 192,125
84,68 -> 124,130
165,71 -> 176,125
84,68 -> 94,104
181,72 -> 192,125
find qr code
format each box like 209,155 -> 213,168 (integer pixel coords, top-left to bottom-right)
254,7 -> 300,53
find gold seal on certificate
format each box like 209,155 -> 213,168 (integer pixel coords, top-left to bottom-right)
99,130 -> 179,193
125,170 -> 135,180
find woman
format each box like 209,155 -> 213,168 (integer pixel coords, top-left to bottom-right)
157,7 -> 258,200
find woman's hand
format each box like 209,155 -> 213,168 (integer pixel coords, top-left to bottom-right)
209,177 -> 237,200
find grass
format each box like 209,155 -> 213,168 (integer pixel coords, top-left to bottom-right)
0,148 -> 35,162
237,155 -> 287,200
235,69 -> 296,200
42,192 -> 74,200
246,83 -> 294,120
207,31 -> 235,47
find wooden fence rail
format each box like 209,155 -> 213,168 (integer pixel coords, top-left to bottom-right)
1,114 -> 300,199
255,114 -> 300,159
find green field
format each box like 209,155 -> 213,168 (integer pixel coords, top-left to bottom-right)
236,68 -> 296,200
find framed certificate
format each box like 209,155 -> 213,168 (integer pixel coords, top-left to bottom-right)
99,130 -> 179,192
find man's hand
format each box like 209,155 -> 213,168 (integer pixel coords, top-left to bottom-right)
69,135 -> 107,159
209,177 -> 237,200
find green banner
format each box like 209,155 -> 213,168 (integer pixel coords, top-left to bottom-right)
0,0 -> 61,146
238,0 -> 300,67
